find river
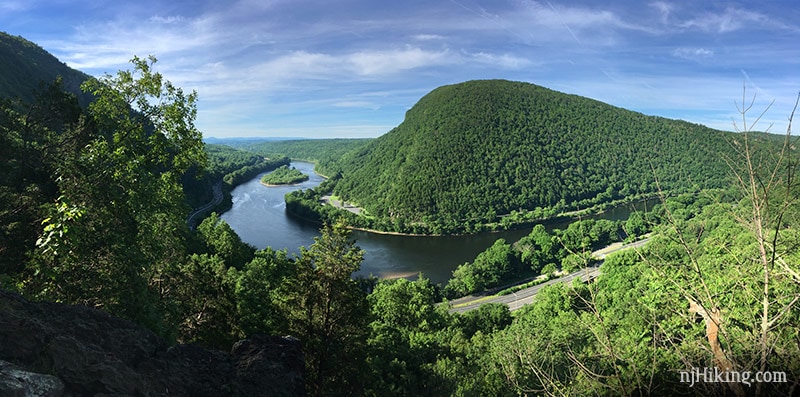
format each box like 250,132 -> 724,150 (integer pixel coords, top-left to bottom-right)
221,161 -> 650,284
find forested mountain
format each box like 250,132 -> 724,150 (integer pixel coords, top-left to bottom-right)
329,80 -> 774,233
0,32 -> 92,105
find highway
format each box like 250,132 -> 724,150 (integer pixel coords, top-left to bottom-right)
187,180 -> 223,230
447,237 -> 650,313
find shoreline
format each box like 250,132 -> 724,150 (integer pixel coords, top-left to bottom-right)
281,160 -> 666,238
260,180 -> 308,187
306,193 -> 662,238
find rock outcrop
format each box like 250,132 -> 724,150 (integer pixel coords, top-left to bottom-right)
0,290 -> 304,396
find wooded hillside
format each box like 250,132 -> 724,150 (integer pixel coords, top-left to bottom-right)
329,79 -> 778,233
0,32 -> 91,105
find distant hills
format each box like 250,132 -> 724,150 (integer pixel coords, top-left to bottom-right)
326,79 -> 770,233
0,32 -> 91,105
237,139 -> 372,177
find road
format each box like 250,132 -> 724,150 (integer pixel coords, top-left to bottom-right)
187,180 -> 223,230
592,234 -> 651,259
447,237 -> 651,313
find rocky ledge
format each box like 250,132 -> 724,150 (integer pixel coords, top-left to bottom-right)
0,290 -> 304,396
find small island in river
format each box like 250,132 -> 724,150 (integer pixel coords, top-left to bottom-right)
260,165 -> 310,186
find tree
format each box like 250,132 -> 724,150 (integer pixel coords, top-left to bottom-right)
235,248 -> 294,337
365,276 -> 454,395
444,238 -> 516,297
29,56 -> 206,331
288,220 -> 369,396
516,224 -> 557,274
196,212 -> 254,269
169,253 -> 240,348
0,79 -> 81,281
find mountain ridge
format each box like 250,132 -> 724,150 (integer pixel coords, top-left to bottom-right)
0,31 -> 92,105
321,79 -> 766,234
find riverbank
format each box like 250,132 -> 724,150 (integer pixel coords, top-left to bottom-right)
286,162 -> 665,237
311,193 -> 660,238
261,181 -> 306,187
259,165 -> 309,186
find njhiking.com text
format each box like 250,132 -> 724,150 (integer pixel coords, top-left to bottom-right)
680,367 -> 787,388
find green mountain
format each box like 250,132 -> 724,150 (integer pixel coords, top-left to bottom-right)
329,79 -> 757,232
0,32 -> 91,105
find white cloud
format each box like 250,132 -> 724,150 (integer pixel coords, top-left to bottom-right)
680,7 -> 769,33
413,34 -> 445,41
47,14 -> 226,72
148,15 -> 185,24
467,52 -> 532,69
650,1 -> 673,24
347,47 -> 454,76
672,47 -> 714,60
516,0 -> 656,38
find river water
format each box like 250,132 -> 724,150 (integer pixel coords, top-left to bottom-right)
221,161 -> 647,284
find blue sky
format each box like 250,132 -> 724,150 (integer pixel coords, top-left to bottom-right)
2,0 -> 798,138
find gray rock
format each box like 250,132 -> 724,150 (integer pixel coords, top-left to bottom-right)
0,360 -> 64,397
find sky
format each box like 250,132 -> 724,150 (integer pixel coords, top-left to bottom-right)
2,0 -> 798,138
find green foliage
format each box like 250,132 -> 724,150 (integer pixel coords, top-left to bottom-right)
485,181 -> 800,395
260,165 -> 309,185
0,80 -> 82,277
445,218 -> 623,298
196,212 -> 255,269
455,303 -> 512,338
168,253 -> 240,348
444,239 -> 517,297
0,32 -> 92,106
328,80 -> 782,234
287,220 -> 370,396
205,143 -> 265,178
364,276 -> 508,396
221,156 -> 289,186
234,248 -> 294,337
24,56 -> 206,330
623,210 -> 649,240
515,224 -> 557,274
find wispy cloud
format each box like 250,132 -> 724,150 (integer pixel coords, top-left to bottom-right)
0,0 -> 30,11
348,47 -> 454,76
3,0 -> 798,137
413,34 -> 445,41
680,7 -> 769,33
649,1 -> 673,25
672,47 -> 714,60
467,52 -> 532,69
46,14 -> 225,71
